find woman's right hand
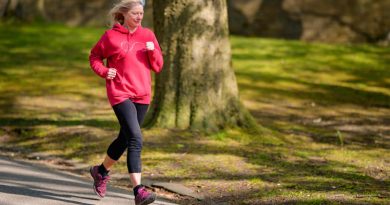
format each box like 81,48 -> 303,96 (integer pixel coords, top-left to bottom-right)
106,68 -> 117,80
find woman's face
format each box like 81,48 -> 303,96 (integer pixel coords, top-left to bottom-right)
124,5 -> 144,28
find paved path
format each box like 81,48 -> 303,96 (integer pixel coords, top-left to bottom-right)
0,156 -> 177,205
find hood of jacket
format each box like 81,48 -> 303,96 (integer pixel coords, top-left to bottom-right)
112,23 -> 141,34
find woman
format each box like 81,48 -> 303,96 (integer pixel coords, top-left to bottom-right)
88,0 -> 163,204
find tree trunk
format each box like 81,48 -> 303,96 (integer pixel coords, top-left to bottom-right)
36,0 -> 47,20
146,0 -> 255,132
2,0 -> 45,21
0,0 -> 9,17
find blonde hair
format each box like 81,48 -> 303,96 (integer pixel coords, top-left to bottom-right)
109,0 -> 144,26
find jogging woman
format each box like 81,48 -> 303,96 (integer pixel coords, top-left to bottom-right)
88,0 -> 163,204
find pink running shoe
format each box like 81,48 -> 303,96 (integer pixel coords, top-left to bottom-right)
135,186 -> 156,205
89,166 -> 110,198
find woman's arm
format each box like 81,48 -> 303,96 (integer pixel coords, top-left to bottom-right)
147,32 -> 164,73
89,33 -> 109,78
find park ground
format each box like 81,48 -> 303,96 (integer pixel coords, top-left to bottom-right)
0,23 -> 389,204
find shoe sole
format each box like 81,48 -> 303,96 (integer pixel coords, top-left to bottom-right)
139,193 -> 156,205
90,167 -> 104,198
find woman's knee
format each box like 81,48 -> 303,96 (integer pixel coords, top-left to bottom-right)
127,134 -> 143,151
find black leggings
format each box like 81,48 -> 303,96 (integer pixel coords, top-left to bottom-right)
107,99 -> 149,173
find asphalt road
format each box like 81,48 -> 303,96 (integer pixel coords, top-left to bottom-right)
0,156 -> 177,205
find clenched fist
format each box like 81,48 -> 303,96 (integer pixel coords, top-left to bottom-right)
146,41 -> 154,51
106,68 -> 117,80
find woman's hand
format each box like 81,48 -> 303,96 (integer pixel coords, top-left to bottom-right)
106,68 -> 117,80
146,41 -> 154,51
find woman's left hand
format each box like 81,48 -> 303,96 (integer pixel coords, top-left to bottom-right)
146,41 -> 154,51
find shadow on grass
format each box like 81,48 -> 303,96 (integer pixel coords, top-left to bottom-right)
0,117 -> 116,129
238,71 -> 390,108
236,69 -> 390,149
231,37 -> 390,151
196,189 -> 385,205
141,129 -> 389,204
249,108 -> 390,149
232,36 -> 390,89
1,121 -> 116,161
0,23 -> 108,121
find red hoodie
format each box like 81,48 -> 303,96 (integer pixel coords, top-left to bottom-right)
89,24 -> 163,106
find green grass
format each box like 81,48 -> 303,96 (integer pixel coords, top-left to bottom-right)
0,23 -> 389,204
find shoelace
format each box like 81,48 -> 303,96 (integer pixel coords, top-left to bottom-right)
96,177 -> 110,186
137,188 -> 149,198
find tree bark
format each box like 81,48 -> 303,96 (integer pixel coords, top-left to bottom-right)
146,0 -> 256,132
0,0 -> 9,17
2,0 -> 44,21
36,0 -> 47,20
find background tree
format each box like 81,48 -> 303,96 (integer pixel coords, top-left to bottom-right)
2,0 -> 41,20
146,0 -> 256,132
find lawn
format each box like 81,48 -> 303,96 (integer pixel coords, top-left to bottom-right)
0,23 -> 389,204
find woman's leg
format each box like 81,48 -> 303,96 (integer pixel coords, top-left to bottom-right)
103,101 -> 148,172
104,128 -> 127,171
127,102 -> 149,186
101,155 -> 116,171
90,100 -> 149,198
112,100 -> 155,203
112,100 -> 149,186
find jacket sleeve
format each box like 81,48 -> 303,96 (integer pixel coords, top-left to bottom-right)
147,32 -> 164,73
89,32 -> 109,78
